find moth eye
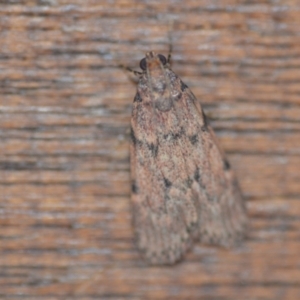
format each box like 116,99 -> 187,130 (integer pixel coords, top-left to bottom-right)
158,54 -> 167,65
140,54 -> 167,70
140,58 -> 147,70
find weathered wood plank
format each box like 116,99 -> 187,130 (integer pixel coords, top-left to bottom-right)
1,0 -> 300,299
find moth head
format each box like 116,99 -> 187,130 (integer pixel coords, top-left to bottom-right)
139,52 -> 167,71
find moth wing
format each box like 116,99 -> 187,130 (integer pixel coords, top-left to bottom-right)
179,86 -> 248,247
130,94 -> 199,265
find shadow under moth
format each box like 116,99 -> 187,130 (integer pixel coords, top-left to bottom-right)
130,51 -> 247,265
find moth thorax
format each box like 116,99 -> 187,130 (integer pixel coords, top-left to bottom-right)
154,92 -> 173,112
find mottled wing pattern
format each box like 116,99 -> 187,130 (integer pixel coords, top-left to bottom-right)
179,85 -> 247,247
130,52 -> 247,265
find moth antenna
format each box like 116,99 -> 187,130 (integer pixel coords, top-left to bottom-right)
167,21 -> 174,65
119,64 -> 142,76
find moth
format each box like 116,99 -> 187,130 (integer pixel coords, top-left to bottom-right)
130,51 -> 247,265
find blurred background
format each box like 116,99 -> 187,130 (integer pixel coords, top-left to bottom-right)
0,1 -> 299,299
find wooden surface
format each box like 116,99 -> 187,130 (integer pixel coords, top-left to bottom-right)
1,1 -> 300,299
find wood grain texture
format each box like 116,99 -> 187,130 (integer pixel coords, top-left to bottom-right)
0,0 -> 299,299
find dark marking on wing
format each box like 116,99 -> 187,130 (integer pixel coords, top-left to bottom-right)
163,127 -> 185,141
223,159 -> 231,170
134,92 -> 142,102
147,142 -> 158,157
187,221 -> 197,233
201,110 -> 209,131
203,111 -> 209,125
130,127 -> 137,145
189,134 -> 198,145
131,127 -> 142,147
163,177 -> 172,188
180,81 -> 188,92
194,167 -> 200,182
132,181 -> 138,194
172,131 -> 182,139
